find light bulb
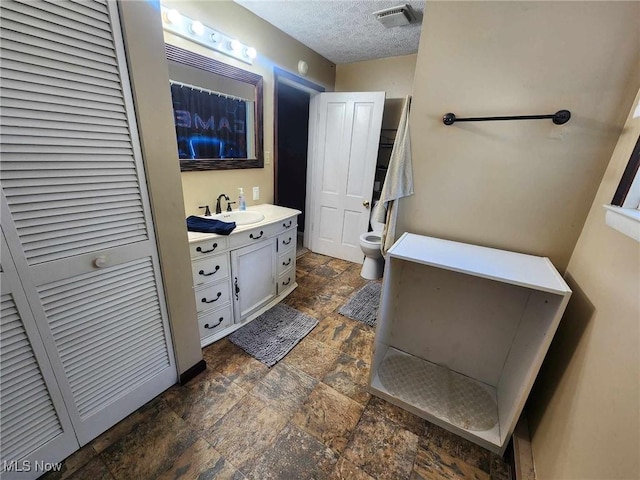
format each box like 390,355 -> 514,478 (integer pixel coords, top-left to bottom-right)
229,39 -> 242,53
244,47 -> 257,60
189,21 -> 204,36
297,60 -> 309,76
164,9 -> 181,25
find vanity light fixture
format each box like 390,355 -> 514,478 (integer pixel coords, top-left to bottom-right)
189,21 -> 205,36
160,5 -> 256,65
164,8 -> 181,25
244,47 -> 257,60
229,39 -> 243,53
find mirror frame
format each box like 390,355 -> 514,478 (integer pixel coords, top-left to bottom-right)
165,44 -> 264,171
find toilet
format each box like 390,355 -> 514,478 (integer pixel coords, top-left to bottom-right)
359,203 -> 385,280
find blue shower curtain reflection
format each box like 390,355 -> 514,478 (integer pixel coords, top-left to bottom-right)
171,83 -> 248,159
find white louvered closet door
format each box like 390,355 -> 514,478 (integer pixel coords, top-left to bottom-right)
0,234 -> 79,480
0,0 -> 177,447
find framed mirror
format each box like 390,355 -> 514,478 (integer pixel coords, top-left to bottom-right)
165,44 -> 264,171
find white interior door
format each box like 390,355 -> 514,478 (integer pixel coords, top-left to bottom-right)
0,0 -> 176,446
0,233 -> 79,480
308,92 -> 385,263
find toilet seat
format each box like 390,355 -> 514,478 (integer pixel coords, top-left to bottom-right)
360,233 -> 381,245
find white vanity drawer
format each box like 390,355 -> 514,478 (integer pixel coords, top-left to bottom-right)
198,304 -> 233,339
194,279 -> 231,313
279,216 -> 296,231
191,253 -> 230,286
277,229 -> 296,253
277,268 -> 295,294
278,249 -> 296,276
190,237 -> 229,258
228,222 -> 281,249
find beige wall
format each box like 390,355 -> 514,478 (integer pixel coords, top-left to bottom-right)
528,89 -> 640,480
162,0 -> 335,215
118,0 -> 202,375
403,1 -> 640,271
336,54 -> 417,129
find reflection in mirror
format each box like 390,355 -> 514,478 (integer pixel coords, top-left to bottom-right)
165,44 -> 264,171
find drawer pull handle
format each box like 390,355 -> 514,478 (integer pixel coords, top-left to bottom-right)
282,237 -> 292,246
196,243 -> 218,254
204,317 -> 224,329
283,220 -> 292,228
282,277 -> 291,286
198,265 -> 220,277
234,277 -> 240,300
201,292 -> 222,304
283,258 -> 292,267
250,230 -> 264,240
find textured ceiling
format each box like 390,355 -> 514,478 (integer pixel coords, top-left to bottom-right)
234,0 -> 426,65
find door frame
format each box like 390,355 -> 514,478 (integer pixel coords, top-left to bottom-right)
273,67 -> 324,249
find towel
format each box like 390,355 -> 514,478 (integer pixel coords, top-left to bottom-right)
374,95 -> 414,254
186,216 -> 236,235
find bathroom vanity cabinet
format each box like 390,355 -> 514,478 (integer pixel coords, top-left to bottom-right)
370,233 -> 571,454
188,204 -> 300,347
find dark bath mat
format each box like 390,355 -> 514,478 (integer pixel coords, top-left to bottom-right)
229,303 -> 318,367
338,281 -> 382,327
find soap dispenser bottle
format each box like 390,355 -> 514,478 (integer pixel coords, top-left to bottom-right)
238,187 -> 247,211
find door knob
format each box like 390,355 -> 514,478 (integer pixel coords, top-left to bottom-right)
363,200 -> 370,208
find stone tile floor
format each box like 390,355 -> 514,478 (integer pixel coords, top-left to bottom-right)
44,252 -> 511,480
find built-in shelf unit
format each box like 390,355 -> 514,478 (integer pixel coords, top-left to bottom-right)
369,233 -> 571,454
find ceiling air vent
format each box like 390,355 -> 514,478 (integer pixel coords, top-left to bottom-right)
373,4 -> 417,28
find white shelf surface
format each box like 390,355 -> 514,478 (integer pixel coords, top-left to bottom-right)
370,346 -> 502,451
388,233 -> 571,295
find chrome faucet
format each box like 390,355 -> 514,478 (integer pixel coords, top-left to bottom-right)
215,194 -> 230,214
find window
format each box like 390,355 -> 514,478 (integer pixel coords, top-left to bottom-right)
604,134 -> 640,242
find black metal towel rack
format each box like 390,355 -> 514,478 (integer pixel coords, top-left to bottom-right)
443,109 -> 571,126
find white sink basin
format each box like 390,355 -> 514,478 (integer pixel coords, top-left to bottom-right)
210,210 -> 265,225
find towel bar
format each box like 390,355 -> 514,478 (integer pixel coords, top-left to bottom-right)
443,109 -> 570,126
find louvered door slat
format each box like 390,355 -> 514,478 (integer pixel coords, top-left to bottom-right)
1,41 -> 118,79
4,175 -> 138,190
22,0 -> 112,32
42,260 -> 154,309
69,0 -> 108,15
47,271 -> 155,316
70,324 -> 165,395
2,76 -> 124,105
0,293 -> 64,464
19,212 -> 144,237
12,201 -> 143,223
2,126 -> 130,142
2,27 -> 117,67
2,369 -> 41,398
49,289 -> 153,342
2,97 -> 127,121
2,58 -> 121,91
1,106 -> 129,129
57,302 -> 159,358
2,16 -> 114,59
39,258 -> 171,420
77,350 -> 168,417
3,116 -> 130,135
2,87 -> 126,113
0,4 -> 113,49
4,1 -> 112,40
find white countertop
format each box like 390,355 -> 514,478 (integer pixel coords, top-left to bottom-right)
187,204 -> 301,243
